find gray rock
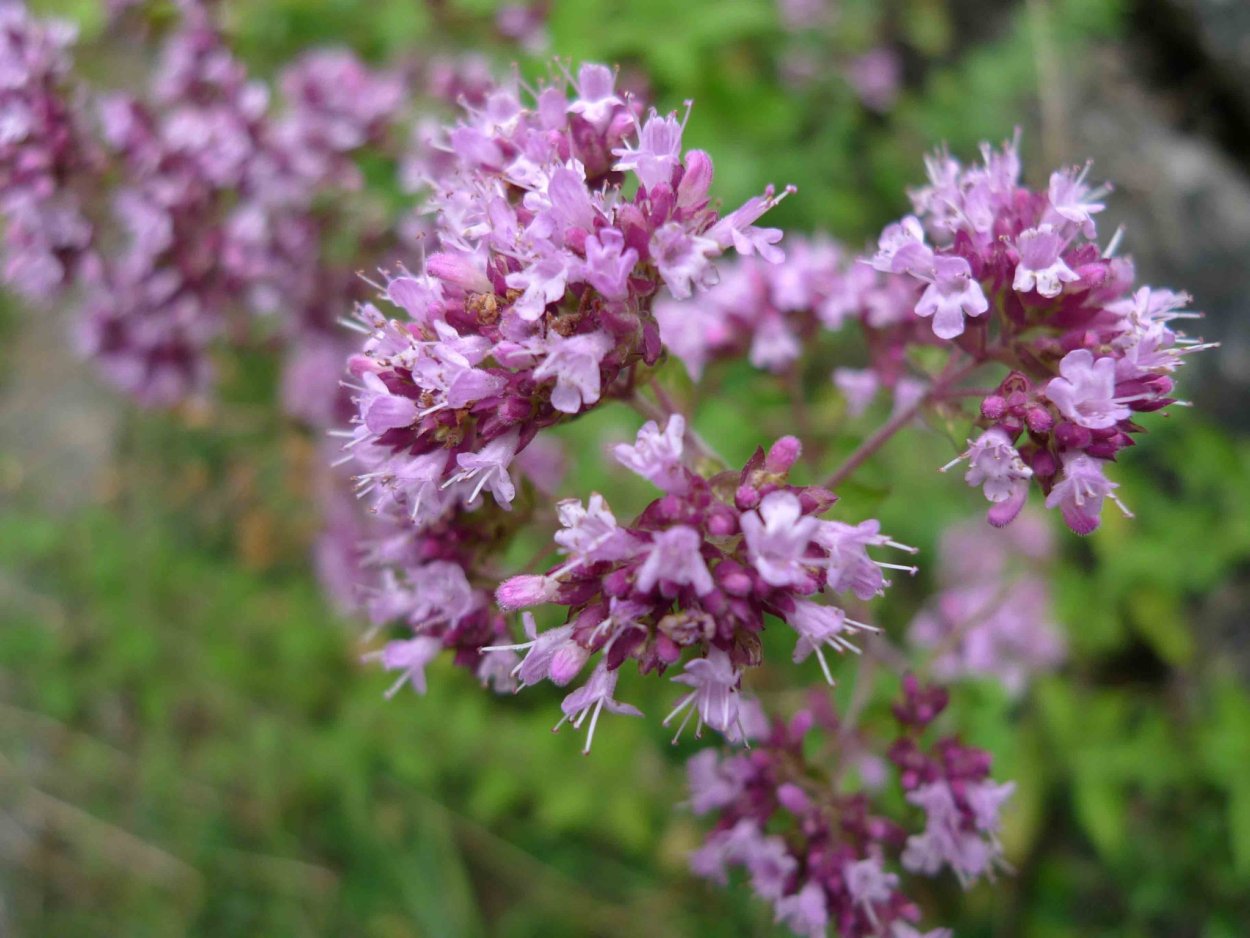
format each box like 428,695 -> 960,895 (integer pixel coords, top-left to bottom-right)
1066,48 -> 1250,426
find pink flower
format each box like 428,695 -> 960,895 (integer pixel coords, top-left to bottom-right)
636,525 -> 714,595
363,636 -> 443,697
664,648 -> 743,739
845,856 -> 900,922
740,490 -> 819,587
553,493 -> 637,567
613,414 -> 688,493
505,253 -> 569,320
773,881 -> 829,938
870,215 -> 933,277
555,662 -> 643,753
787,599 -> 874,684
1045,349 -> 1131,429
532,329 -> 614,414
360,372 -> 418,433
566,63 -> 621,130
916,255 -> 988,339
1045,163 -> 1106,237
816,519 -> 914,600
833,367 -> 880,418
1045,453 -> 1130,534
612,109 -> 684,191
582,227 -> 637,300
963,428 -> 1033,503
686,749 -> 748,815
447,430 -> 520,507
1013,225 -> 1079,298
650,220 -> 718,299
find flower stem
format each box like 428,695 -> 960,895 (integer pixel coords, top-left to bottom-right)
821,355 -> 978,491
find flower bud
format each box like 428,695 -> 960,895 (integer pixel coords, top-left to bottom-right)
776,783 -> 811,815
1054,421 -> 1091,449
980,394 -> 1007,420
765,435 -> 802,474
496,575 -> 557,610
1025,405 -> 1053,433
427,252 -> 490,293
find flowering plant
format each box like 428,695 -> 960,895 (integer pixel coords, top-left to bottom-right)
339,100 -> 1206,934
0,3 -> 1214,933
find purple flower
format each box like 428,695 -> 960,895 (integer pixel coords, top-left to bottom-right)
655,292 -> 731,380
360,372 -> 419,432
773,881 -> 829,938
847,47 -> 902,113
506,253 -> 569,320
961,428 -> 1033,503
613,109 -> 684,191
708,187 -> 788,262
636,526 -> 714,596
902,781 -> 1005,885
1044,349 -> 1131,429
363,636 -> 444,697
495,574 -> 560,611
1044,453 -> 1130,535
566,63 -> 621,130
816,520 -> 914,600
447,430 -> 520,508
834,367 -> 880,418
476,649 -> 520,694
870,216 -> 932,277
487,612 -> 573,687
582,227 -> 637,300
555,661 -> 643,753
745,831 -> 798,901
916,255 -> 988,340
613,415 -> 688,493
845,855 -> 900,924
650,220 -> 718,299
665,648 -> 743,740
686,749 -> 748,815
740,491 -> 819,587
1013,225 -> 1079,298
1045,163 -> 1106,237
787,599 -> 873,684
533,329 -> 614,414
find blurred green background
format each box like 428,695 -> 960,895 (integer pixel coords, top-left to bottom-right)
3,0 -> 1250,935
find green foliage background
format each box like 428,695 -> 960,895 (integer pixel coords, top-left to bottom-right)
3,0 -> 1249,935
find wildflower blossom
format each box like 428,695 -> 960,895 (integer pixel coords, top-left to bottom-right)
864,136 -> 1209,533
493,425 -> 907,744
343,70 -> 785,535
0,3 -> 95,298
687,680 -> 1013,937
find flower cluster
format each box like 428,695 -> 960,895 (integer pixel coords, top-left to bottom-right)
0,2 -> 95,299
343,65 -> 786,529
489,416 -> 914,751
74,11 -> 407,406
357,504 -> 518,698
688,678 -> 1012,937
868,138 -> 1209,533
654,233 -> 935,417
655,235 -> 851,379
908,512 -> 1065,697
